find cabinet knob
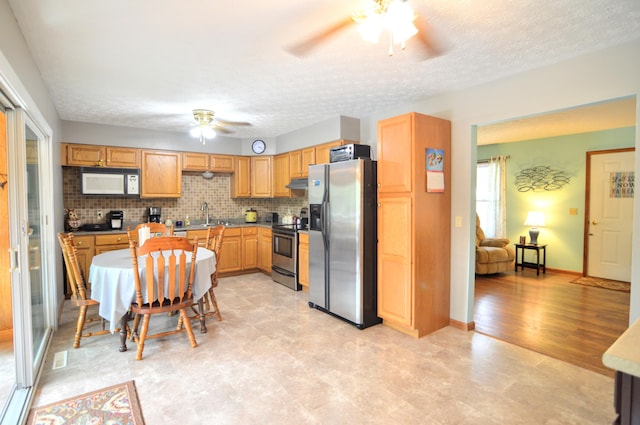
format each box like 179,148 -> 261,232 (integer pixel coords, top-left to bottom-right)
377,203 -> 381,207
117,237 -> 122,242
77,241 -> 83,246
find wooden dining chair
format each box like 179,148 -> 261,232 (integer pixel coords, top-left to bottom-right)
128,236 -> 199,360
126,222 -> 174,244
58,232 -> 114,348
179,225 -> 225,332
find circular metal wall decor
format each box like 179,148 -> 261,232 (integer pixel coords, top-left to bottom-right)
515,166 -> 570,192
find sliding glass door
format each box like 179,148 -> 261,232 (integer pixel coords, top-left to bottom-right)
0,101 -> 55,424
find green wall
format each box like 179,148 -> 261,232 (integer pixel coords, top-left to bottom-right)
478,126 -> 635,272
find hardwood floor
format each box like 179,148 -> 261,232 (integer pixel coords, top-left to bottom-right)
474,270 -> 630,377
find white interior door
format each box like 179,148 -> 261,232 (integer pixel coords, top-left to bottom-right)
587,149 -> 634,281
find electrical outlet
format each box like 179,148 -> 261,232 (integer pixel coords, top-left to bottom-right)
97,211 -> 103,219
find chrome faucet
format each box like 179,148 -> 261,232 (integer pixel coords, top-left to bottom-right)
200,201 -> 210,226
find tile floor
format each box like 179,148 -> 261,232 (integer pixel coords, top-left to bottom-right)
33,273 -> 616,424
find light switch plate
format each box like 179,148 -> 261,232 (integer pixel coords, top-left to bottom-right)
455,216 -> 462,228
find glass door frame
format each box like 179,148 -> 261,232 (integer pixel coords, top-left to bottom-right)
0,99 -> 56,423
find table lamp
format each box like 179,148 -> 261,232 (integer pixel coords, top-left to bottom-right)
524,211 -> 545,245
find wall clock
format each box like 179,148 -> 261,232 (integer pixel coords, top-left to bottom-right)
252,139 -> 266,154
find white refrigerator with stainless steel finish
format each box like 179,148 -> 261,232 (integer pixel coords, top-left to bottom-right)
307,159 -> 380,329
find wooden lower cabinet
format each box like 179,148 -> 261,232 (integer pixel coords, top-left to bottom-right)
257,227 -> 272,273
186,229 -> 208,247
217,227 -> 242,273
94,233 -> 130,254
377,195 -> 413,326
298,232 -> 309,289
242,227 -> 258,270
64,235 -> 94,295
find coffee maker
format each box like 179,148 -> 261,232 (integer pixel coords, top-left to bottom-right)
108,210 -> 124,230
148,207 -> 161,223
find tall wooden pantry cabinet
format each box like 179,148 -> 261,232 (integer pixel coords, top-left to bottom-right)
377,112 -> 451,337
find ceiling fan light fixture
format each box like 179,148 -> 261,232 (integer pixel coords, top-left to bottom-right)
354,0 -> 418,52
386,1 -> 418,45
190,109 -> 218,144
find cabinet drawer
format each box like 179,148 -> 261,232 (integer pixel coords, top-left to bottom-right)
242,227 -> 257,236
259,228 -> 272,238
71,235 -> 95,249
225,227 -> 242,237
95,233 -> 129,245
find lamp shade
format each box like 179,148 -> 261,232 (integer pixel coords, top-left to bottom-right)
524,211 -> 545,227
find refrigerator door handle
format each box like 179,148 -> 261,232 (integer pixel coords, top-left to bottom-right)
322,201 -> 330,250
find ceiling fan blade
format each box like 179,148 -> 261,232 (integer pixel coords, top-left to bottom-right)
412,15 -> 443,59
285,16 -> 355,57
215,119 -> 252,127
212,125 -> 233,134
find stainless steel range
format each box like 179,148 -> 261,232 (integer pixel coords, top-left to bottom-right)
271,208 -> 308,291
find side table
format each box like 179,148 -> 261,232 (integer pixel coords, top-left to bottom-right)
514,244 -> 547,275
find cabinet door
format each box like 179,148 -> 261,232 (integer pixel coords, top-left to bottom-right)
182,152 -> 209,171
251,156 -> 272,198
378,114 -> 413,193
314,141 -> 341,165
298,232 -> 309,288
273,153 -> 291,198
106,147 -> 140,168
218,228 -> 242,273
210,154 -> 234,173
242,227 -> 258,270
64,144 -> 107,167
300,147 -> 316,177
67,235 -> 94,294
141,150 -> 182,198
231,156 -> 251,198
377,195 -> 413,326
289,150 -> 302,177
257,228 -> 272,272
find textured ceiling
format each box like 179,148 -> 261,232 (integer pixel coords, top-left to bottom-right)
8,0 -> 640,141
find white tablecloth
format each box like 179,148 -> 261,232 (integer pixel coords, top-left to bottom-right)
89,247 -> 216,332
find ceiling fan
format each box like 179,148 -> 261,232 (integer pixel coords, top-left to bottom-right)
190,109 -> 251,144
286,0 -> 440,58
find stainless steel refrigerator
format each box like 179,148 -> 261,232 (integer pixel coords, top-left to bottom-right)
308,159 -> 380,329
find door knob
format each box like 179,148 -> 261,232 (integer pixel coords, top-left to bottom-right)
591,220 -> 598,225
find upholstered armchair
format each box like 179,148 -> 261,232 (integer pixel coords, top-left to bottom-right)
475,214 -> 515,274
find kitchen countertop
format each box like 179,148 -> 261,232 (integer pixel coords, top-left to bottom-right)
602,317 -> 640,377
69,221 -> 274,236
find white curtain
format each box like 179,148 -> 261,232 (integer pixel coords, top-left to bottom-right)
486,155 -> 507,237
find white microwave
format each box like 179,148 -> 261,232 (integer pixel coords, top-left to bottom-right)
80,168 -> 140,196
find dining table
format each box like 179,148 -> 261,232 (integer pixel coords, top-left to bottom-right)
89,245 -> 216,352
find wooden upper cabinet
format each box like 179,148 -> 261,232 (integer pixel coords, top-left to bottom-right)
290,147 -> 316,178
63,143 -> 107,167
377,115 -> 414,193
231,156 -> 251,198
182,152 -> 209,171
140,150 -> 182,198
183,153 -> 234,173
210,154 -> 234,173
273,153 -> 291,198
105,147 -> 140,168
63,144 -> 138,168
251,156 -> 273,198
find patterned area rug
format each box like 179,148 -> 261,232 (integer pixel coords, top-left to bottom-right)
569,276 -> 631,293
28,380 -> 145,425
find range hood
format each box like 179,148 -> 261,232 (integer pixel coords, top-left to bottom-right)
286,178 -> 308,190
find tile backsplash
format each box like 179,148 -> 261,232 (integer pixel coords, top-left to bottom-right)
63,168 -> 307,226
